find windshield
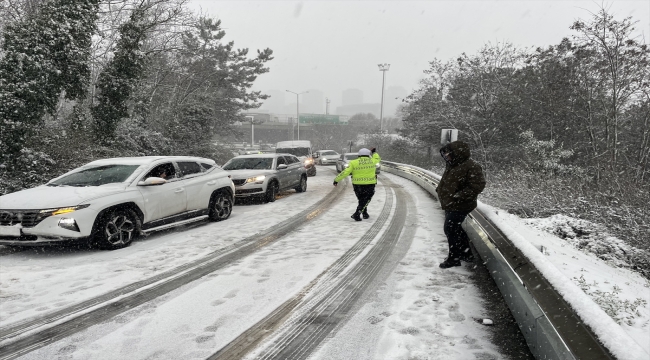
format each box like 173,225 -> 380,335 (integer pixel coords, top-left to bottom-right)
321,151 -> 338,156
276,147 -> 310,157
49,165 -> 140,187
344,154 -> 359,161
223,158 -> 273,170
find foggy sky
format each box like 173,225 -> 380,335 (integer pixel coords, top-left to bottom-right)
188,1 -> 650,115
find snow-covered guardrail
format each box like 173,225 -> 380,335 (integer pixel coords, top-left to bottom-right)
381,161 -> 636,360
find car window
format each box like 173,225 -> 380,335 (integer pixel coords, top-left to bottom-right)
200,162 -> 214,171
345,154 -> 359,161
178,161 -> 202,177
322,151 -> 337,156
144,163 -> 177,181
276,156 -> 287,166
286,156 -> 299,164
49,165 -> 140,187
275,147 -> 310,157
223,158 -> 273,170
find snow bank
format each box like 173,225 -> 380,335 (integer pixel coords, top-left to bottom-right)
478,202 -> 649,360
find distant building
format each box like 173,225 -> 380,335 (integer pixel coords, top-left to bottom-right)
385,86 -> 408,117
302,90 -> 324,114
284,102 -> 298,115
260,90 -> 285,114
342,89 -> 363,106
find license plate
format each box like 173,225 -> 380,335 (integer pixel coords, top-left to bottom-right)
0,226 -> 22,237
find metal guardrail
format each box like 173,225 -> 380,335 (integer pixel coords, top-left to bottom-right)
381,161 -> 613,360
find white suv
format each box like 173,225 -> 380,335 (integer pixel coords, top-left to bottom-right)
314,150 -> 340,165
0,156 -> 235,250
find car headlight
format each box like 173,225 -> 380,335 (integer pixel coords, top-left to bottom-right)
246,175 -> 266,184
344,163 -> 349,168
376,163 -> 381,168
40,204 -> 91,216
304,158 -> 313,165
35,204 -> 90,223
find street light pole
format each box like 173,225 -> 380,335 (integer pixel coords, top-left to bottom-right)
286,90 -> 308,140
245,116 -> 255,146
378,63 -> 390,132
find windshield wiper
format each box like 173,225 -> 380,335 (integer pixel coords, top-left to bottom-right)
46,183 -> 59,187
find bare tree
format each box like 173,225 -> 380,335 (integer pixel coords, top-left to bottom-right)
571,7 -> 650,169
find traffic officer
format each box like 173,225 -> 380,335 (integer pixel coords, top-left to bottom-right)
333,147 -> 381,221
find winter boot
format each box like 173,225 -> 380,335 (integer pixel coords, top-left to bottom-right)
351,211 -> 362,221
439,257 -> 461,269
362,210 -> 369,219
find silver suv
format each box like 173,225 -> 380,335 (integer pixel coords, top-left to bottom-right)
222,154 -> 308,203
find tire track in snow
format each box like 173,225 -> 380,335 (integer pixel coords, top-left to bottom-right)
210,176 -> 408,360
0,174 -> 347,360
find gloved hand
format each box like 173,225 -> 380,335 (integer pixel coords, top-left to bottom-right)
333,181 -> 338,186
371,147 -> 376,153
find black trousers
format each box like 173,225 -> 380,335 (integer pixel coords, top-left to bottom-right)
352,184 -> 375,213
443,210 -> 472,260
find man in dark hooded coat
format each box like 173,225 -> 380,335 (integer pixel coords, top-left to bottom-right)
436,141 -> 486,268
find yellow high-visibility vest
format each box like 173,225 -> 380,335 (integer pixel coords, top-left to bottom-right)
335,153 -> 381,185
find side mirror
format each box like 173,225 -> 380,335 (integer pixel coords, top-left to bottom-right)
138,177 -> 167,186
277,164 -> 288,170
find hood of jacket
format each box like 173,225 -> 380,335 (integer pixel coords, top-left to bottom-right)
441,141 -> 471,166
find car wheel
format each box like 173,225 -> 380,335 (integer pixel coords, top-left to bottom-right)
209,190 -> 233,221
93,208 -> 138,250
295,175 -> 307,192
265,182 -> 278,203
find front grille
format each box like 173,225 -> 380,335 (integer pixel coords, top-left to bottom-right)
232,179 -> 246,186
236,188 -> 263,194
0,235 -> 38,241
0,210 -> 47,228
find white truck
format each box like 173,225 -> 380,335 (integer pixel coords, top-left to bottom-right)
275,140 -> 316,176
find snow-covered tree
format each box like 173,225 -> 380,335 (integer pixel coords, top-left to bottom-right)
92,5 -> 148,144
141,17 -> 273,154
0,0 -> 99,163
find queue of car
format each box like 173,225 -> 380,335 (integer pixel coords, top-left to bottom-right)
0,146 -> 378,250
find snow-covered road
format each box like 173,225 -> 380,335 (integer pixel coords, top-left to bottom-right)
2,165 -> 648,359
1,168 -> 518,359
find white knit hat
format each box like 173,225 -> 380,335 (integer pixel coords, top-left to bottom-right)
358,148 -> 372,156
